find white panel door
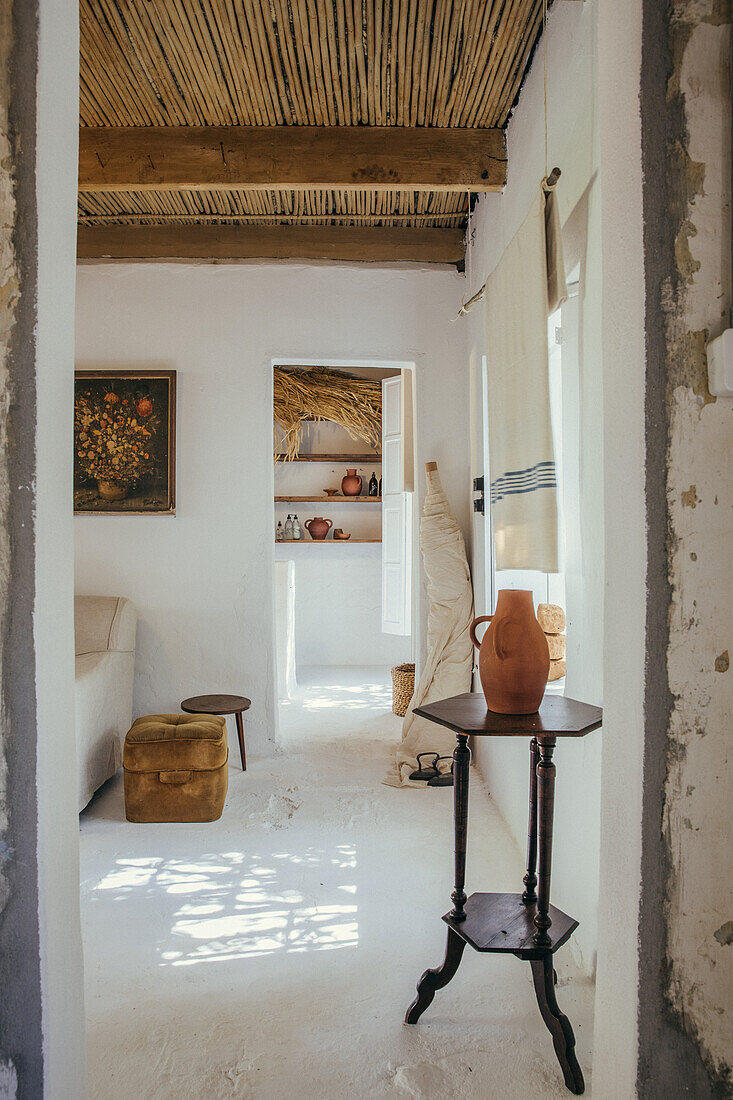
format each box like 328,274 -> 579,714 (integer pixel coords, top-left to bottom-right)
381,376 -> 412,635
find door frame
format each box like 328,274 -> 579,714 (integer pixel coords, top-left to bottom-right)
268,356 -> 418,730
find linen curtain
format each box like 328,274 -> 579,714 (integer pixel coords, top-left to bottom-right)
485,183 -> 567,572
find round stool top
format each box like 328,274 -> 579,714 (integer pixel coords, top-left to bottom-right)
181,694 -> 251,716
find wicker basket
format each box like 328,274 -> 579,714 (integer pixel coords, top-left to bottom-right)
391,662 -> 416,717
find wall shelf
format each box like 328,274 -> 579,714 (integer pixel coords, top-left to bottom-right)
275,495 -> 382,503
275,435 -> 382,543
276,538 -> 381,544
274,453 -> 382,463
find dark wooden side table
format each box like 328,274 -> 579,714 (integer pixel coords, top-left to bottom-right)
180,694 -> 251,771
404,691 -> 602,1096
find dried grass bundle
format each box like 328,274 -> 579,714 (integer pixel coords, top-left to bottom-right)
274,367 -> 382,461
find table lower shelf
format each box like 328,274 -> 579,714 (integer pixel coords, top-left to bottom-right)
443,892 -> 578,958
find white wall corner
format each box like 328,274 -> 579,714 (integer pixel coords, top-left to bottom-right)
592,0 -> 646,1094
36,0 -> 86,1095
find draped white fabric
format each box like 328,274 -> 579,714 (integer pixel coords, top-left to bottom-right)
485,184 -> 567,572
384,465 -> 474,788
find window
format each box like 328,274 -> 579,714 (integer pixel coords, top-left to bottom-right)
486,281 -> 581,688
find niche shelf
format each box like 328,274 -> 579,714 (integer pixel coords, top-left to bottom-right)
275,495 -> 382,503
275,435 -> 382,544
275,538 -> 381,544
274,453 -> 382,463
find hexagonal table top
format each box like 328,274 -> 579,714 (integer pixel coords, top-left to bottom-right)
413,692 -> 602,738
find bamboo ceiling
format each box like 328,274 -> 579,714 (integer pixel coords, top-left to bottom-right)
77,188 -> 469,227
79,0 -> 546,252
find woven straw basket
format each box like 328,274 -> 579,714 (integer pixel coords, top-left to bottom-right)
391,663 -> 416,717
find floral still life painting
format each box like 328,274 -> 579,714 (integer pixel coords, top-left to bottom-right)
74,370 -> 176,514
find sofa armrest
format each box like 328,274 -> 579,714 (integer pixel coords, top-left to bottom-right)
75,595 -> 137,655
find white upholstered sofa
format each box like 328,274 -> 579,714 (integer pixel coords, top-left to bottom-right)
75,595 -> 137,811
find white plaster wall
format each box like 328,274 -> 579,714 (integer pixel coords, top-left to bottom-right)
664,8 -> 733,1080
74,263 -> 469,754
275,417 -> 410,668
466,7 -> 649,1093
592,0 -> 647,1094
35,0 -> 86,1094
273,561 -> 296,698
464,0 -> 604,977
275,546 -> 410,667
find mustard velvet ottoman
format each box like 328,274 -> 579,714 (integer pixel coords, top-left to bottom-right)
123,714 -> 228,823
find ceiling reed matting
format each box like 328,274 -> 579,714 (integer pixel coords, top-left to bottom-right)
79,0 -> 547,261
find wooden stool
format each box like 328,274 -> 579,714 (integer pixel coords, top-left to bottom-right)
181,694 -> 251,771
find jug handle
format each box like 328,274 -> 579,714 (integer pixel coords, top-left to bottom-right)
493,618 -> 512,661
469,615 -> 492,649
304,519 -> 312,532
325,518 -> 333,529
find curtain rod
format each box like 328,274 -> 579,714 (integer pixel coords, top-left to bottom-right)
455,168 -> 562,320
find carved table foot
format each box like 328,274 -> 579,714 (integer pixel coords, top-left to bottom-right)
530,953 -> 584,1094
405,928 -> 466,1024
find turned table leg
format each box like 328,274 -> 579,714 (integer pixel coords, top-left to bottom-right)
450,734 -> 471,921
522,737 -> 539,905
533,736 -> 556,946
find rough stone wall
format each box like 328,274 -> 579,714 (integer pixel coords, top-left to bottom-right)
0,0 -> 44,1095
0,3 -> 19,1095
638,0 -> 733,1093
0,6 -> 17,907
663,1 -> 732,1089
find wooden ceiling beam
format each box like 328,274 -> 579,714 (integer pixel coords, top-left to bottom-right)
78,126 -> 506,193
76,224 -> 465,265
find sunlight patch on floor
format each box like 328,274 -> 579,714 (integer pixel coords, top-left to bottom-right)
92,844 -> 359,967
279,668 -> 393,714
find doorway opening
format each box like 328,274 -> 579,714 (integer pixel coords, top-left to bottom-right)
272,362 -> 417,725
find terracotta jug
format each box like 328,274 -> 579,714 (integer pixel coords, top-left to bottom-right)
304,516 -> 333,540
341,468 -> 362,496
469,590 -> 550,714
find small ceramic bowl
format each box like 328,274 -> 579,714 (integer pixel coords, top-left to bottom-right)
333,530 -> 351,540
323,488 -> 339,496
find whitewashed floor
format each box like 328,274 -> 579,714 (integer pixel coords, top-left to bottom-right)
79,667 -> 595,1099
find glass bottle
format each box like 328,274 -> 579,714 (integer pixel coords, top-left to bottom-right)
284,514 -> 293,540
276,520 -> 284,541
292,514 -> 301,540
368,471 -> 378,496
378,476 -> 382,496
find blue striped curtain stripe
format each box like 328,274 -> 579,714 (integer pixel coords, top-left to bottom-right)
490,461 -> 557,504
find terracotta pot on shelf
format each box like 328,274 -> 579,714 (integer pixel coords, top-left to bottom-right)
97,479 -> 129,502
341,468 -> 362,496
304,517 -> 333,540
469,589 -> 550,714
